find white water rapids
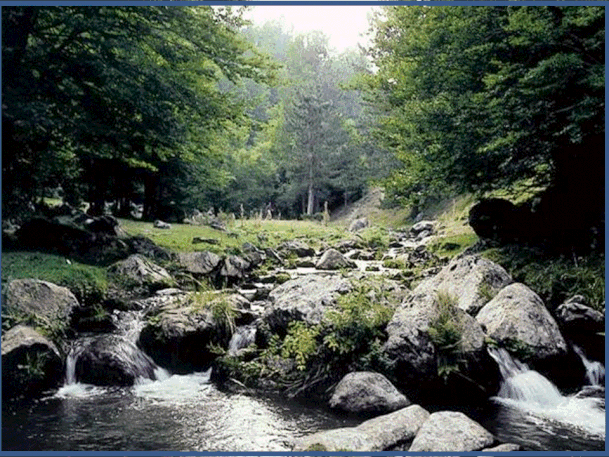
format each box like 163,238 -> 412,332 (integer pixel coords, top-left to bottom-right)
488,347 -> 605,439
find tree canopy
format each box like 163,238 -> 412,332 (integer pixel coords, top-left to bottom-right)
3,6 -> 277,218
361,5 -> 604,247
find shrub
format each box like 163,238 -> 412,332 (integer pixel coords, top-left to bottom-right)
482,245 -> 605,311
428,290 -> 466,382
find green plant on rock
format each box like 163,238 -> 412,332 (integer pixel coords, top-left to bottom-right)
428,290 -> 466,382
281,322 -> 321,371
503,338 -> 535,362
17,352 -> 48,382
477,281 -> 497,304
188,290 -> 237,335
482,246 -> 605,311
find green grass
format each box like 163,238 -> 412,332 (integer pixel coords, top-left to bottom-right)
2,251 -> 108,305
119,218 -> 349,255
481,246 -> 605,311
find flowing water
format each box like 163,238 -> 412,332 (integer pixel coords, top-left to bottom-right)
481,348 -> 605,451
3,319 -> 605,451
573,345 -> 605,387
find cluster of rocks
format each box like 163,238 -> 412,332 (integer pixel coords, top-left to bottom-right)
293,370 -> 520,451
2,212 -> 604,452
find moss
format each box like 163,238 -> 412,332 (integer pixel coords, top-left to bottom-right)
2,251 -> 108,305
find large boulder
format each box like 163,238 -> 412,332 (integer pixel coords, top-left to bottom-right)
15,217 -> 131,263
420,255 -> 513,315
292,404 -> 430,451
73,335 -> 158,386
556,295 -> 604,361
476,283 -> 567,364
409,411 -> 494,452
384,284 -> 498,403
316,249 -> 357,270
107,254 -> 173,291
2,325 -> 64,400
178,251 -> 222,276
262,275 -> 352,335
4,279 -> 79,333
138,292 -> 250,372
468,198 -> 519,242
329,371 -> 410,415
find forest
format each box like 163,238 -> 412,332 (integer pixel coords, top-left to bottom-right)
1,5 -> 605,452
4,5 -> 603,252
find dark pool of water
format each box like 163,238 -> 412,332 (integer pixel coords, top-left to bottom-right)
2,372 -> 605,452
3,372 -> 360,452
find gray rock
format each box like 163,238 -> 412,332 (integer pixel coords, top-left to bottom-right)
556,296 -> 604,333
74,335 -> 158,386
293,404 -> 430,451
178,251 -> 222,275
419,255 -> 513,315
316,248 -> 357,270
1,325 -> 64,399
348,249 -> 377,261
293,427 -> 372,452
349,217 -> 369,233
333,239 -> 363,253
330,371 -> 410,415
409,220 -> 435,237
242,242 -> 266,266
220,255 -> 251,280
555,296 -> 604,361
153,220 -> 171,229
409,411 -> 494,452
5,279 -> 79,331
278,240 -> 315,257
264,275 -> 351,333
384,287 -> 487,384
138,292 -> 250,371
476,283 -> 567,360
482,443 -> 521,452
108,254 -> 173,289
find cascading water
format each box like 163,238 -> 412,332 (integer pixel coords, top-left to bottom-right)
487,347 -> 605,444
58,309 -> 169,395
228,325 -> 257,355
573,345 -> 605,386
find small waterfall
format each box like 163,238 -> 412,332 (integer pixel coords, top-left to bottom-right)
489,348 -> 563,407
488,347 -> 605,438
573,345 -> 605,386
228,325 -> 257,355
61,310 -> 169,390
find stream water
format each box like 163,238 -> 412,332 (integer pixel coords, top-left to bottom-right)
3,345 -> 604,452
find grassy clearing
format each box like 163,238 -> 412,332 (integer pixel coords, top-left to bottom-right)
1,251 -> 108,305
119,218 -> 350,255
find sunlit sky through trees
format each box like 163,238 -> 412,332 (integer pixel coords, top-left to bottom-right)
244,5 -> 377,53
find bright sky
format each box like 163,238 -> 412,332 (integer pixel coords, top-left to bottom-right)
244,6 -> 377,53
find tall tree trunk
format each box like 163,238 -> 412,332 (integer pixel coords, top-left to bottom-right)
307,159 -> 315,216
143,172 -> 160,221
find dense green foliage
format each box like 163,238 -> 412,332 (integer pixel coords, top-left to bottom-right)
363,6 -> 604,237
3,6 -> 277,220
482,245 -> 605,311
215,281 -> 396,396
